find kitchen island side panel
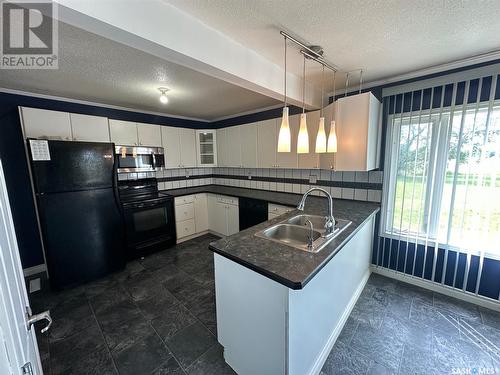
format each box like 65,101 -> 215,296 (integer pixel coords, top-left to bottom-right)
287,216 -> 374,375
214,253 -> 289,375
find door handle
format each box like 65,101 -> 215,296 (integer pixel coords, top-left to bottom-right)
27,310 -> 52,333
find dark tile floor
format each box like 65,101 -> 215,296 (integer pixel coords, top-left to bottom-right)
321,273 -> 500,375
30,234 -> 235,375
29,235 -> 500,375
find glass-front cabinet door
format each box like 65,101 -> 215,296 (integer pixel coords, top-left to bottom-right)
196,129 -> 217,167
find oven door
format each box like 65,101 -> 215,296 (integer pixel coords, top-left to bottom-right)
122,199 -> 176,258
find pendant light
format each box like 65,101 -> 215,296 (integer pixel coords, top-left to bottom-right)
327,70 -> 337,153
315,65 -> 327,153
297,54 -> 309,154
277,37 -> 291,152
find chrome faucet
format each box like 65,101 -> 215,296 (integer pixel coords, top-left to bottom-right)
304,219 -> 314,249
297,187 -> 336,236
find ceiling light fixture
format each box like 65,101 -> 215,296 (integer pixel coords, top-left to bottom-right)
316,65 -> 327,153
277,36 -> 291,153
158,87 -> 169,104
297,54 -> 309,154
327,70 -> 337,153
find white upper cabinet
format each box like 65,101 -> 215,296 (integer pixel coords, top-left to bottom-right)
70,113 -> 110,143
196,130 -> 217,167
276,113 -> 299,168
161,126 -> 181,168
216,128 -> 228,167
257,118 -> 277,168
162,127 -> 197,168
179,128 -> 197,167
137,123 -> 162,147
298,110 -> 320,169
335,92 -> 381,171
21,107 -> 72,140
225,126 -> 242,167
240,123 -> 258,168
109,119 -> 138,145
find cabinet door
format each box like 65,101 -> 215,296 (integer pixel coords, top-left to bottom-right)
276,113 -> 299,168
70,113 -> 109,142
194,193 -> 209,232
225,126 -> 242,167
161,126 -> 181,168
179,128 -> 197,167
336,92 -> 380,171
298,110 -> 320,169
109,119 -> 138,145
226,204 -> 239,236
257,118 -> 277,168
21,107 -> 72,140
137,123 -> 162,147
207,194 -> 218,232
240,123 -> 258,168
196,130 -> 217,167
216,129 -> 227,167
212,200 -> 228,235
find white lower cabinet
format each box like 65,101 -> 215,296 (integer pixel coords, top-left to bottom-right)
194,193 -> 209,232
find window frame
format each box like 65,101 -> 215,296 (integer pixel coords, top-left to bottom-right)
381,102 -> 500,259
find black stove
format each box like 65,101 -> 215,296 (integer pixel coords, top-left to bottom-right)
118,178 -> 176,259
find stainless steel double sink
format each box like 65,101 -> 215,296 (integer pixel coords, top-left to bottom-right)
255,214 -> 352,253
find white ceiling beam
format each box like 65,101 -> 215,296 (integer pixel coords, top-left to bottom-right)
54,0 -> 321,109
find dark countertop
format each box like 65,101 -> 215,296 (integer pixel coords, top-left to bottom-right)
163,185 -> 380,290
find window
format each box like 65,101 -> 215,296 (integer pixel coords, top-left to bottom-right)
383,81 -> 500,259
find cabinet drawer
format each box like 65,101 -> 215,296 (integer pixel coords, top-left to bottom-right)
175,203 -> 194,222
176,219 -> 195,238
268,203 -> 294,216
216,195 -> 238,206
175,195 -> 195,206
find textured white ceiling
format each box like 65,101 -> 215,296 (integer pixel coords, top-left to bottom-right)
0,22 -> 279,121
165,0 -> 500,92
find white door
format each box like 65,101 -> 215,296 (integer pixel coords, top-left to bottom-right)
21,107 -> 72,140
179,129 -> 197,167
109,119 -> 138,145
137,123 -> 162,147
194,193 -> 209,232
70,113 -> 110,142
240,123 -> 258,168
225,126 -> 242,167
161,126 -> 181,168
226,204 -> 239,235
257,119 -> 277,168
0,160 -> 48,375
216,129 -> 227,167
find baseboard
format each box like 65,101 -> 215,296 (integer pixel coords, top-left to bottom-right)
308,268 -> 372,375
23,264 -> 46,277
371,266 -> 500,312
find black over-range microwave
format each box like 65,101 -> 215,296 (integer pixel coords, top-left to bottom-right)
114,145 -> 165,173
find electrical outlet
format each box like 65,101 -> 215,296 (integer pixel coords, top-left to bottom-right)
29,278 -> 41,293
248,174 -> 252,180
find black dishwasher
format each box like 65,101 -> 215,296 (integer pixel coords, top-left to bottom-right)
239,197 -> 269,231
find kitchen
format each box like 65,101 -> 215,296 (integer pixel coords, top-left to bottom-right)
0,1 -> 499,375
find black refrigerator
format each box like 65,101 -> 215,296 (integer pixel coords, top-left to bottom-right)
28,139 -> 125,289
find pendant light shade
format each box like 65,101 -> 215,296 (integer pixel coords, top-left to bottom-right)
316,117 -> 327,153
297,113 -> 309,153
277,107 -> 291,152
327,120 -> 337,153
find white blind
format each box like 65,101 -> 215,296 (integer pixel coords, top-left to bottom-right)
380,74 -> 500,298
